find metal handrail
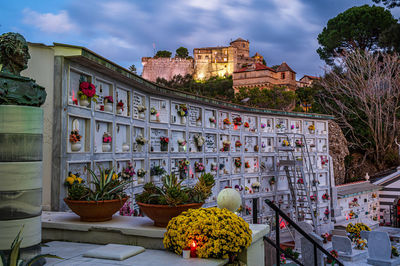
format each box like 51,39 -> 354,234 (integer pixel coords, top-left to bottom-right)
264,199 -> 344,266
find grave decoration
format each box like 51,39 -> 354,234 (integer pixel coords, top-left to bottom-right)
103,96 -> 113,112
160,136 -> 169,151
135,135 -> 147,146
0,32 -> 47,260
244,122 -> 250,128
150,107 -> 158,115
150,165 -> 166,177
137,104 -> 146,117
177,104 -> 188,124
78,81 -> 98,107
163,207 -> 252,261
327,250 -> 338,264
221,140 -> 230,152
135,173 -> 215,227
102,132 -> 112,152
233,116 -> 242,126
137,168 -> 146,183
234,158 -> 242,168
282,139 -> 290,147
235,140 -> 242,147
209,116 -> 216,126
177,139 -> 187,152
119,163 -> 135,180
322,193 -> 330,200
195,162 -> 205,174
269,177 -> 276,185
194,134 -> 205,150
251,181 -> 260,192
116,100 -> 124,114
178,160 -> 190,179
223,118 -> 231,125
64,167 -> 132,221
69,130 -> 82,152
346,222 -> 371,241
392,246 -> 399,257
308,124 -> 315,133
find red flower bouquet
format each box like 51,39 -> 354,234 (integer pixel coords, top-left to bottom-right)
78,81 -> 98,101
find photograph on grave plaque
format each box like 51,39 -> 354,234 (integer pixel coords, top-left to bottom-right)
149,97 -> 169,123
204,133 -> 217,153
150,128 -> 169,152
95,79 -> 114,113
94,120 -> 113,153
133,127 -> 146,152
115,123 -> 130,153
133,92 -> 146,120
205,109 -> 217,129
188,105 -> 202,127
68,116 -> 90,153
116,87 -> 130,116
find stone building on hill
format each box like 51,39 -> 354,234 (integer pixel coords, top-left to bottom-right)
232,61 -> 297,92
141,57 -> 194,83
297,75 -> 320,88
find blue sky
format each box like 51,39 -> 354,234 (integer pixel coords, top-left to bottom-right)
1,0 -> 399,78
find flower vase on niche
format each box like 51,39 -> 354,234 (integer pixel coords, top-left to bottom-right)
137,105 -> 146,119
102,132 -> 112,152
69,130 -> 82,152
209,117 -> 216,128
78,80 -> 98,108
160,136 -> 169,152
122,143 -> 130,152
178,139 -> 186,152
150,107 -> 158,121
177,104 -> 188,125
117,100 -> 124,115
196,117 -> 202,127
104,96 -> 113,112
194,162 -> 204,178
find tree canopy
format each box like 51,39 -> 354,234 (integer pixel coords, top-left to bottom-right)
373,0 -> 400,8
175,47 -> 189,58
155,50 -> 172,58
129,64 -> 136,73
317,5 -> 396,65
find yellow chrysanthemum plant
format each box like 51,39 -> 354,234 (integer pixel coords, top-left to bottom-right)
163,207 -> 252,259
346,222 -> 371,241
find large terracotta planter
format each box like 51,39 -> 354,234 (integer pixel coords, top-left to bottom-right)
137,202 -> 203,227
64,197 -> 128,222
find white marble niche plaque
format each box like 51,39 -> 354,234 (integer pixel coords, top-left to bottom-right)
277,175 -> 289,191
150,128 -> 168,153
68,116 -> 90,153
204,133 -> 217,153
317,138 -> 328,153
244,156 -> 259,173
115,124 -> 130,153
219,157 -> 230,176
289,120 -> 302,133
205,109 -> 217,129
260,117 -> 274,133
150,158 -> 168,183
149,97 -> 169,123
68,69 -> 92,108
116,87 -> 129,116
95,79 -> 114,113
171,130 -> 186,153
243,115 -> 257,133
244,136 -> 258,153
94,120 -> 113,153
316,121 -> 327,135
205,157 -> 217,175
133,127 -> 145,152
260,156 -> 275,173
133,92 -> 146,120
189,105 -> 202,127
275,118 -> 288,133
306,138 -> 316,152
219,111 -> 230,130
261,137 -> 274,153
231,135 -> 241,153
188,132 -> 203,153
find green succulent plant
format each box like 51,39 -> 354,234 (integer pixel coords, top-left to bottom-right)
67,183 -> 88,200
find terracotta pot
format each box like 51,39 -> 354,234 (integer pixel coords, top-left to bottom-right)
64,197 -> 128,222
137,202 -> 203,227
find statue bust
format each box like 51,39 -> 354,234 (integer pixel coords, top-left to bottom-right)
0,32 -> 46,106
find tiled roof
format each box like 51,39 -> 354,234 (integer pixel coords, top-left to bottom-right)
276,62 -> 296,73
235,63 -> 276,73
231,37 -> 247,43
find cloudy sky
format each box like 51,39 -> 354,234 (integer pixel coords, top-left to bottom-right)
2,0 -> 399,78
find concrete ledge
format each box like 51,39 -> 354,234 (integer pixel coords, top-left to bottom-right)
42,211 -> 269,266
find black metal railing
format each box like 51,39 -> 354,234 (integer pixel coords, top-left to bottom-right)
264,199 -> 344,266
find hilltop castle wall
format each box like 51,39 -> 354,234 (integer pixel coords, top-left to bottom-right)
141,57 -> 194,82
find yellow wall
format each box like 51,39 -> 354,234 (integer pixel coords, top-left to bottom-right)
21,44 -> 55,211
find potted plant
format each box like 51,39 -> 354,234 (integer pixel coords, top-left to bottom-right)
78,81 -> 98,107
102,132 -> 112,152
160,136 -> 169,151
177,104 -> 188,124
137,105 -> 146,119
69,129 -> 82,152
104,96 -> 113,112
136,173 -> 215,227
117,100 -> 124,114
64,167 -> 132,221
